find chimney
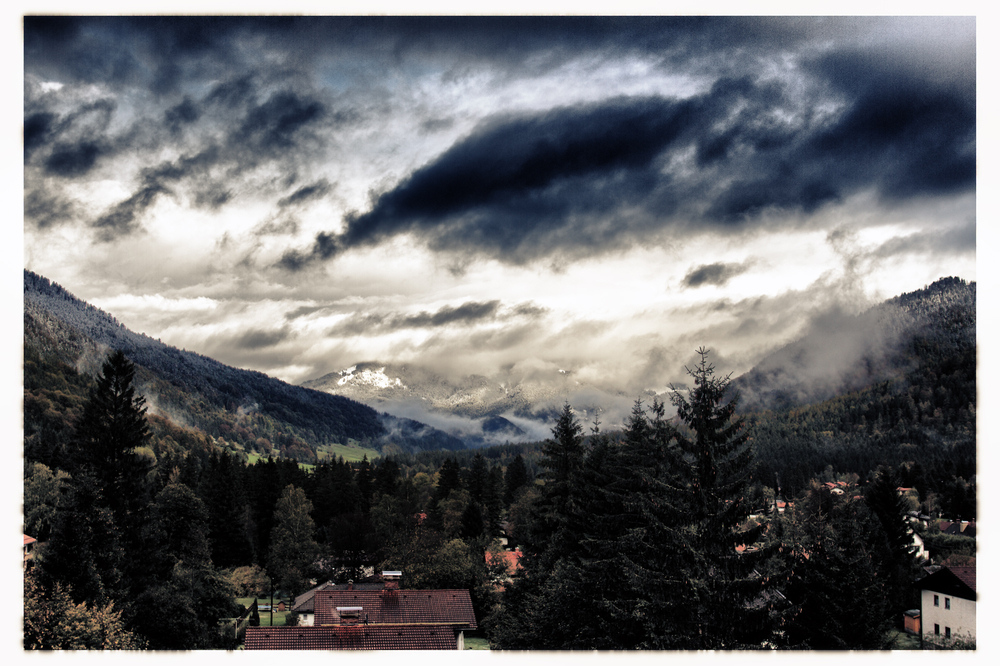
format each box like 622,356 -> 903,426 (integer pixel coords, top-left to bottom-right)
382,570 -> 402,591
347,580 -> 354,591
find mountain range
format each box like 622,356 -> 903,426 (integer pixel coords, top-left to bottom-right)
304,277 -> 976,445
24,270 -> 464,463
24,269 -> 975,462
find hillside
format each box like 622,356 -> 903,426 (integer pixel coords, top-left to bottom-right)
731,277 -> 975,413
23,270 -> 464,462
734,278 -> 976,502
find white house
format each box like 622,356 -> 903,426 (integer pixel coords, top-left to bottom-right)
916,565 -> 976,647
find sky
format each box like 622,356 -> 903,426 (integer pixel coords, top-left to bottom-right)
20,14 -> 978,414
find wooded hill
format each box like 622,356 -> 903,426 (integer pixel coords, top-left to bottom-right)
739,277 -> 976,509
24,270 -> 463,466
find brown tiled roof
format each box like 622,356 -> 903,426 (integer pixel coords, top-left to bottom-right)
292,582 -> 385,613
314,589 -> 477,629
949,565 -> 976,593
291,582 -> 333,613
916,563 -> 976,601
245,625 -> 458,650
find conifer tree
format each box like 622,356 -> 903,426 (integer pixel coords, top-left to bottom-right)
267,485 -> 319,596
435,457 -> 463,500
503,454 -> 530,505
782,483 -> 894,648
529,404 -> 585,563
41,350 -> 151,609
864,466 -> 919,617
666,348 -> 776,648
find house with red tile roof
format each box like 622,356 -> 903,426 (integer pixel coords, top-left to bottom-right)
291,581 -> 385,626
915,564 -> 976,647
485,549 -> 523,588
247,573 -> 477,650
23,535 -> 36,569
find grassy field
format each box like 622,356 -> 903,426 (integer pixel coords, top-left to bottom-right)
316,442 -> 381,463
236,597 -> 293,627
887,629 -> 922,649
464,637 -> 490,650
244,442 -> 380,468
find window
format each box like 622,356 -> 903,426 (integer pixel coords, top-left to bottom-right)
934,595 -> 939,607
945,598 -> 951,610
934,624 -> 940,635
945,627 -> 951,639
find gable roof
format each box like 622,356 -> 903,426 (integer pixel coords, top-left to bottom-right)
916,564 -> 976,601
292,582 -> 385,613
314,589 -> 477,629
245,625 -> 458,650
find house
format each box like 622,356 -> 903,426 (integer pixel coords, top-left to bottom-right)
485,549 -> 523,589
915,564 -> 976,647
938,520 -> 976,538
290,581 -> 383,626
911,531 -> 929,561
248,572 -> 477,650
23,535 -> 36,569
486,549 -> 522,575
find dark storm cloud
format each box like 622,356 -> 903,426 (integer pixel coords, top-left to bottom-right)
88,151 -> 219,240
328,299 -> 548,337
44,141 -> 105,177
278,180 -> 332,208
23,112 -> 56,159
25,99 -> 119,177
281,93 -> 708,268
24,188 -> 81,229
92,182 -> 168,241
683,261 -> 753,288
23,16 -> 283,94
232,327 -> 292,350
282,36 -> 974,269
165,96 -> 200,135
24,17 -> 974,262
84,84 -> 328,238
233,92 -> 326,156
332,300 -> 502,335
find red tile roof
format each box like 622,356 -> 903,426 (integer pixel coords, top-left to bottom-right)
314,589 -> 477,629
245,625 -> 459,650
949,565 -> 976,593
23,535 -> 36,546
486,550 -> 523,574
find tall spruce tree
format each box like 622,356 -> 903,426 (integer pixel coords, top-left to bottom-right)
864,466 -> 919,617
666,348 -> 776,648
41,350 -> 152,610
529,404 -> 585,565
503,454 -> 530,505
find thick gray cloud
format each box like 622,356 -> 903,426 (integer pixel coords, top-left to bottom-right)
683,261 -> 754,288
25,16 -> 975,255
329,300 -> 546,336
282,49 -> 974,267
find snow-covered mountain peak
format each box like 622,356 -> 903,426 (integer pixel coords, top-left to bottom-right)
336,365 -> 406,390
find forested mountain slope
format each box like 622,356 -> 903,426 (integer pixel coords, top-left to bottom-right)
24,270 -> 463,461
732,277 -> 975,413
735,278 -> 976,505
